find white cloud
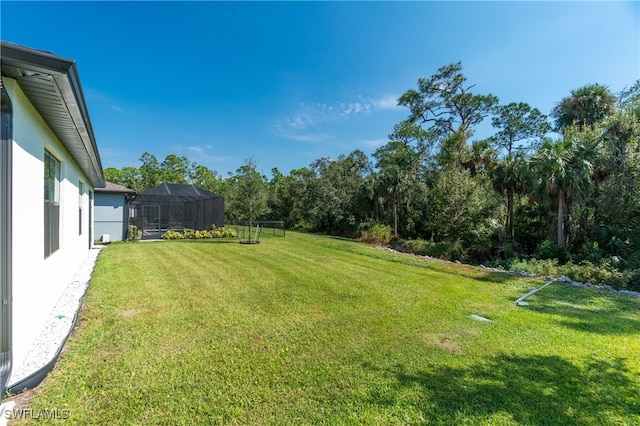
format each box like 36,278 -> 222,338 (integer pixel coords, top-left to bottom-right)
340,101 -> 369,116
317,95 -> 400,118
317,101 -> 369,118
359,138 -> 387,148
284,133 -> 329,143
285,114 -> 316,130
85,88 -> 124,112
372,95 -> 401,110
186,145 -> 232,163
274,111 -> 317,132
274,93 -> 402,143
187,145 -> 208,156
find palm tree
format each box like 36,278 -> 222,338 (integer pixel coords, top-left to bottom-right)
552,84 -> 616,133
464,138 -> 498,177
490,102 -> 550,240
373,120 -> 430,238
374,141 -> 423,238
492,154 -> 527,240
528,137 -> 593,247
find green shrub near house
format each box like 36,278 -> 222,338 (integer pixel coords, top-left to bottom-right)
161,225 -> 237,240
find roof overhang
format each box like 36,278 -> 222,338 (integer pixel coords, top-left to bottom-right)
1,41 -> 105,188
94,181 -> 136,194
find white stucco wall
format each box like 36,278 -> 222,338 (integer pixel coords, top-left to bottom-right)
4,78 -> 95,371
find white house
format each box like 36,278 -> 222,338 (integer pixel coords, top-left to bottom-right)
94,182 -> 136,242
0,42 -> 105,396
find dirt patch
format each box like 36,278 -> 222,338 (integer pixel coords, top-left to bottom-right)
423,334 -> 463,354
120,309 -> 139,318
465,327 -> 480,336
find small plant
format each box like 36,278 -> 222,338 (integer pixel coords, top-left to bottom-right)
534,239 -> 570,263
127,225 -> 141,242
209,225 -> 236,238
562,259 -> 631,289
508,258 -> 560,277
162,230 -> 185,240
391,239 -> 450,258
359,221 -> 392,245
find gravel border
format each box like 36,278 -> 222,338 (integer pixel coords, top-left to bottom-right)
7,246 -> 104,392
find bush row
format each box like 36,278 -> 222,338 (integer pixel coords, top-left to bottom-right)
389,238 -> 467,262
501,257 -> 640,291
382,233 -> 639,292
480,237 -> 638,292
161,226 -> 237,240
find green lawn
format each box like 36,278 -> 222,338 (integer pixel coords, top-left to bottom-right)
13,232 -> 640,425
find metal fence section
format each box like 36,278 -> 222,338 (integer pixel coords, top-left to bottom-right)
232,221 -> 286,238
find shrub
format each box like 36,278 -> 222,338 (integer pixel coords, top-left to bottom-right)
442,240 -> 466,262
508,258 -> 560,277
127,225 -> 141,242
577,241 -> 604,264
534,240 -> 570,264
211,225 -> 237,238
463,228 -> 493,262
195,230 -> 210,239
627,269 -> 640,292
359,222 -> 392,245
391,239 -> 454,260
162,230 -> 185,240
562,259 -> 630,290
562,261 -> 604,285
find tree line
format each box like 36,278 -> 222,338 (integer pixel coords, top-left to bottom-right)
105,63 -> 640,288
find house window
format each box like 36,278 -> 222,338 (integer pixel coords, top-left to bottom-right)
79,181 -> 83,235
44,150 -> 60,258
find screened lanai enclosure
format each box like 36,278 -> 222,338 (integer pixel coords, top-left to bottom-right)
130,183 -> 224,240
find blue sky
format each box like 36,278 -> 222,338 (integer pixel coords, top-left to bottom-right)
2,1 -> 639,177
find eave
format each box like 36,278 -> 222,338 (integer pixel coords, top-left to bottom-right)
0,41 -> 105,188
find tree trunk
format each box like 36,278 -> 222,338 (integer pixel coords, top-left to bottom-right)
507,189 -> 514,240
392,196 -> 398,239
557,190 -> 565,247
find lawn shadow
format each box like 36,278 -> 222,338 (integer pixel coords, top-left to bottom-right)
363,354 -> 639,425
172,239 -> 239,244
471,270 -> 527,284
524,288 -> 640,335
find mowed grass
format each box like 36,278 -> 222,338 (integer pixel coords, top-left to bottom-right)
14,232 -> 640,425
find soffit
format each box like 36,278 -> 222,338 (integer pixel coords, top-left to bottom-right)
1,42 -> 105,187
